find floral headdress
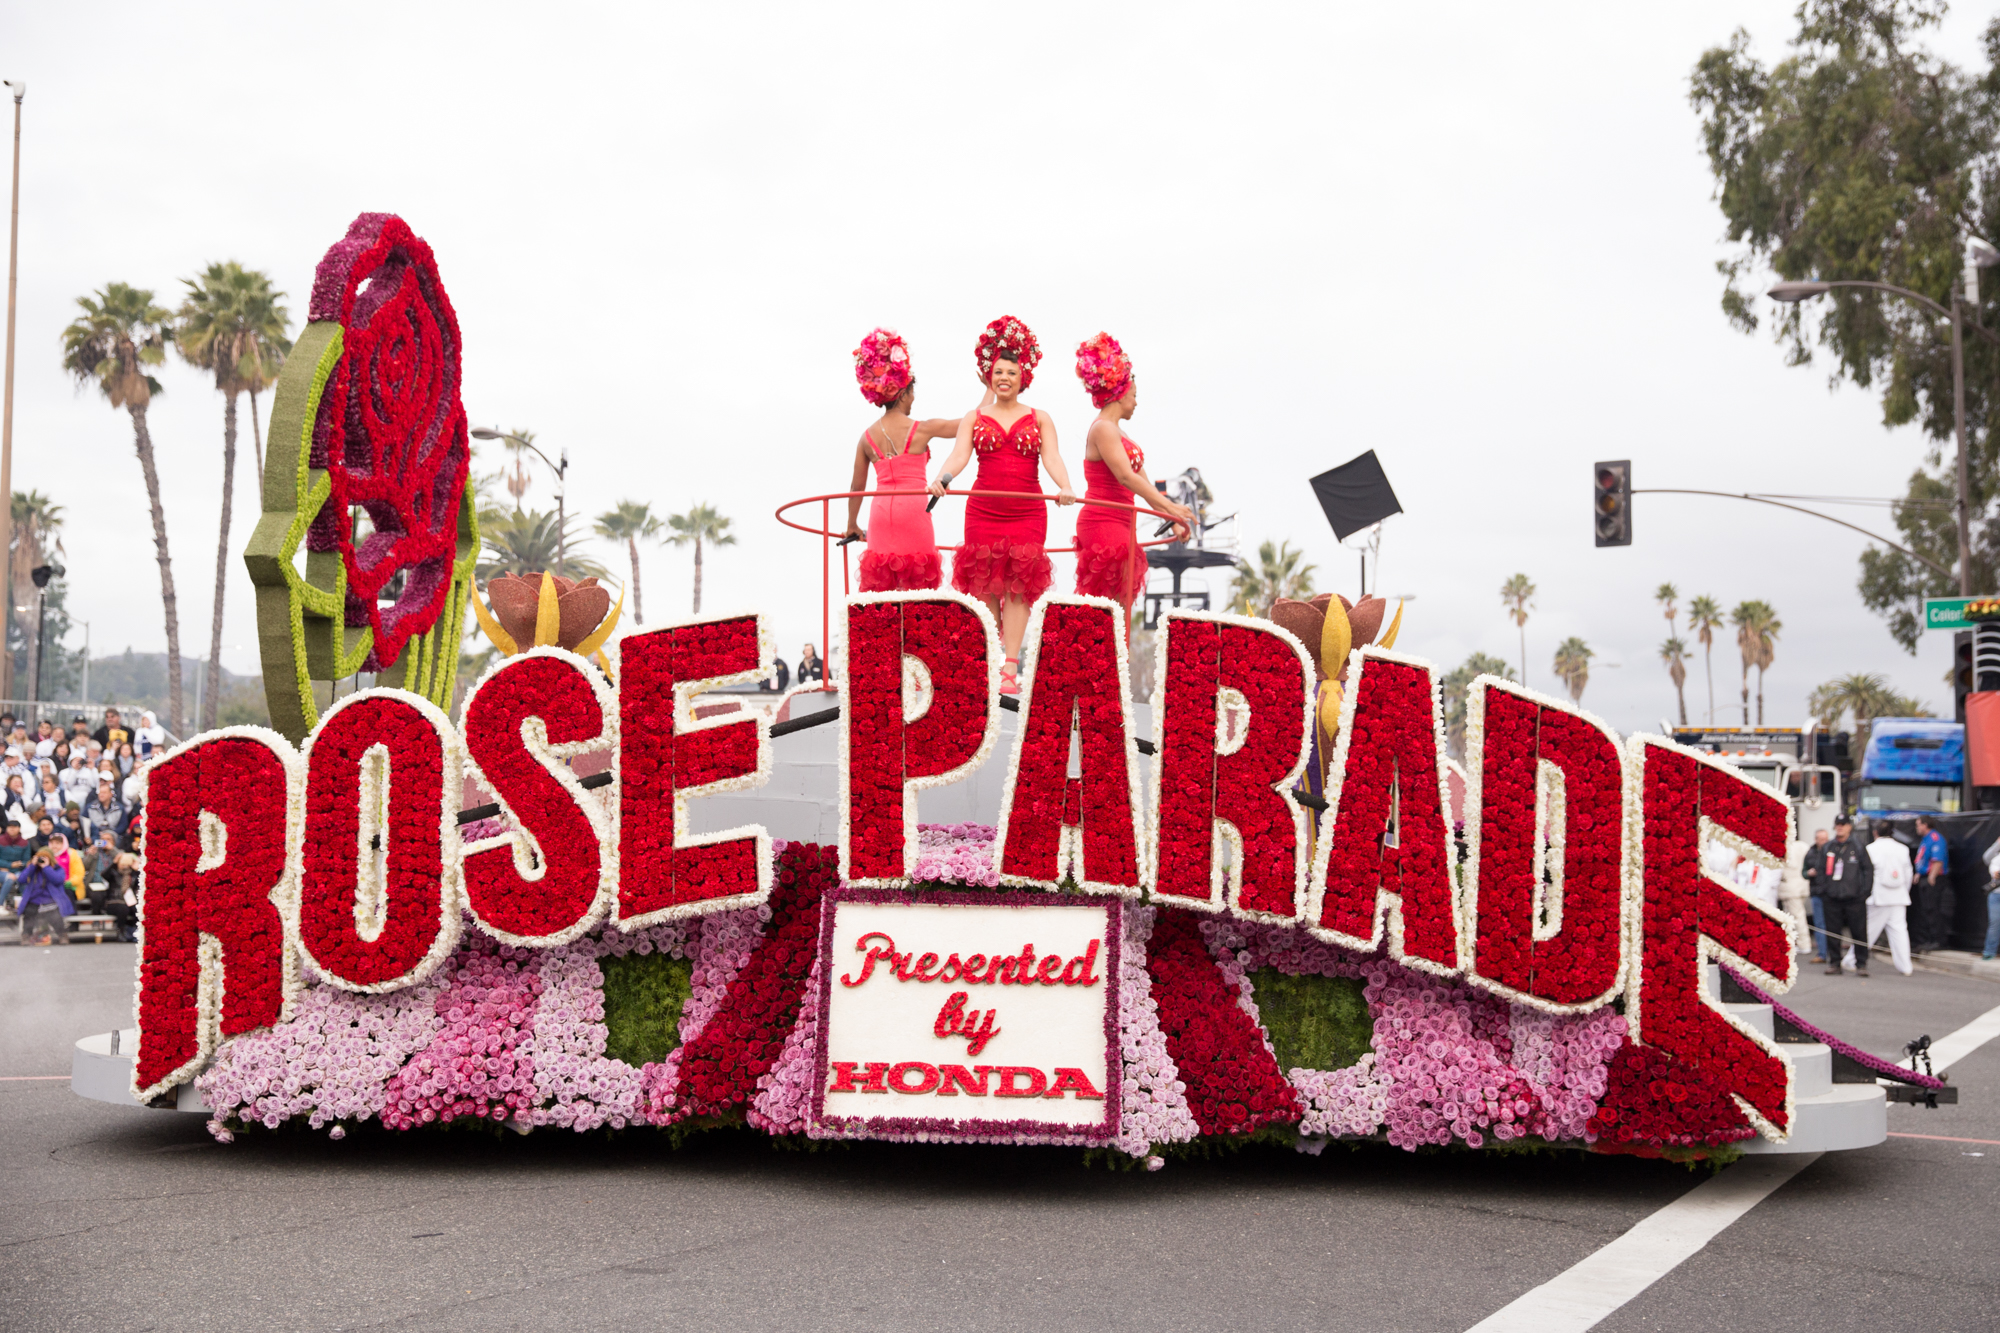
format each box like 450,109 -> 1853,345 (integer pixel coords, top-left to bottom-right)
852,328 -> 913,407
1074,331 -> 1133,408
974,315 -> 1042,390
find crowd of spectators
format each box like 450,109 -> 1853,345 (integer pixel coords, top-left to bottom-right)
2,706 -> 152,944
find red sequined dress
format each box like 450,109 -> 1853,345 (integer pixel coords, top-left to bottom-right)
1073,432 -> 1148,612
950,411 -> 1053,603
858,422 -> 942,592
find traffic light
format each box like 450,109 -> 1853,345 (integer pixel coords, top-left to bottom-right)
1593,460 -> 1631,547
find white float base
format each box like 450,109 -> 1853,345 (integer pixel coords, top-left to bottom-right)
72,1031 -> 207,1112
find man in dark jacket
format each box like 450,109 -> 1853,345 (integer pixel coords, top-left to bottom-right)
1819,815 -> 1874,976
1798,827 -> 1831,963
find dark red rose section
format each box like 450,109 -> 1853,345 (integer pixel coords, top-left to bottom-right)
842,601 -> 906,881
300,695 -> 454,988
133,737 -> 294,1098
1469,685 -> 1625,1005
999,600 -> 1139,890
669,842 -> 837,1119
618,616 -> 767,922
1314,655 -> 1459,969
1145,908 -> 1300,1136
1154,615 -> 1311,918
306,212 -> 470,670
461,653 -> 610,941
844,597 -> 993,882
1587,1038 -> 1755,1148
1635,742 -> 1793,1134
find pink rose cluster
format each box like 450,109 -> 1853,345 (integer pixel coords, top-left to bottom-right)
198,962 -> 449,1135
1113,905 -> 1199,1160
911,822 -> 1002,886
380,933 -> 544,1128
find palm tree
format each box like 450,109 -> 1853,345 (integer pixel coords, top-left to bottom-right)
1552,636 -> 1593,703
10,492 -> 63,701
1731,600 -> 1779,725
1752,604 -> 1782,726
1808,672 -> 1931,752
62,283 -> 184,735
1441,650 -> 1517,757
1659,635 -> 1691,725
1686,595 -> 1723,724
593,501 -> 662,626
1227,540 -> 1316,617
177,262 -> 292,730
665,503 -> 737,616
1655,582 -> 1678,628
499,427 -> 537,506
477,508 -> 608,583
1500,573 -> 1535,685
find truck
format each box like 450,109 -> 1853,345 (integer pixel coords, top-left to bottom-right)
1853,717 -> 1965,817
1670,726 -> 1847,843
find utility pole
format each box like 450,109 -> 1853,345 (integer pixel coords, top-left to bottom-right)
1954,291 -> 1971,595
0,82 -> 22,701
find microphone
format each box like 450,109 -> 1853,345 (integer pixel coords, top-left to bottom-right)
926,473 -> 954,513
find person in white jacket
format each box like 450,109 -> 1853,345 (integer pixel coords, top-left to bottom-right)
1864,824 -> 1915,976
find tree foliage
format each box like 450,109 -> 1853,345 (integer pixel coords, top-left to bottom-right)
1692,1 -> 2000,649
1227,540 -> 1316,617
1552,636 -> 1594,704
1808,669 -> 1932,750
1440,651 -> 1516,758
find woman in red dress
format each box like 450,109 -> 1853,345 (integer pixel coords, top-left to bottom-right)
843,328 -> 954,591
1072,332 -> 1193,622
929,316 -> 1076,692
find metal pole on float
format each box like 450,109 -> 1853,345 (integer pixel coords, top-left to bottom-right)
0,82 -> 23,703
821,498 -> 831,693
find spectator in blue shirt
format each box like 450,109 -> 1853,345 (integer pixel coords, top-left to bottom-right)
1913,815 -> 1952,953
1915,816 -> 1949,881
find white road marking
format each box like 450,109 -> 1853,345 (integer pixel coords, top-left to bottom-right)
1462,1154 -> 1820,1333
1924,998 -> 2000,1074
1467,994 -> 2000,1332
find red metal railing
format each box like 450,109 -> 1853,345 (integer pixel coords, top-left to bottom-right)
773,488 -> 1186,693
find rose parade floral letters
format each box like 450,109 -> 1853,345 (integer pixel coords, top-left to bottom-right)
134,601 -> 1800,1153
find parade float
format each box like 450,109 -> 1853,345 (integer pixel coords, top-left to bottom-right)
72,213 -> 1949,1165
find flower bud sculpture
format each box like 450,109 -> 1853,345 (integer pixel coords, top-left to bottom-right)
472,571 -> 623,668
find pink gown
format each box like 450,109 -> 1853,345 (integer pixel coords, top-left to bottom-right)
950,411 -> 1053,603
858,423 -> 942,592
1074,433 -> 1148,613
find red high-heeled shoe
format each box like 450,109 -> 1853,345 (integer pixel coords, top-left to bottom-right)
999,657 -> 1021,696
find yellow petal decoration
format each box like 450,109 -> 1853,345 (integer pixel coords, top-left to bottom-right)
1317,678 -> 1344,738
471,588 -> 519,657
1319,595 -> 1353,681
534,572 -> 562,648
1378,599 -> 1405,651
573,583 -> 625,659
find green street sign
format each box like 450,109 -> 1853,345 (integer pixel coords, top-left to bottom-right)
1924,596 -> 1994,631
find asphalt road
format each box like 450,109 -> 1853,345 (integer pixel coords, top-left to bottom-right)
1,943 -> 1993,1333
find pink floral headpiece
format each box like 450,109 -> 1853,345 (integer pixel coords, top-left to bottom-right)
1074,332 -> 1133,408
974,315 -> 1042,390
853,328 -> 913,407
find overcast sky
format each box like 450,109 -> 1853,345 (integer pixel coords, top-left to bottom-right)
5,1 -> 1995,735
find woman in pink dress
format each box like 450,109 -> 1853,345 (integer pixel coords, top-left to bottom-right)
929,316 -> 1076,692
843,328 -> 954,591
1072,333 -> 1192,622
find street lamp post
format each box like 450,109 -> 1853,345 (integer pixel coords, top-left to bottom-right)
1770,245 -> 2000,595
471,428 -> 569,573
0,81 -> 23,702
